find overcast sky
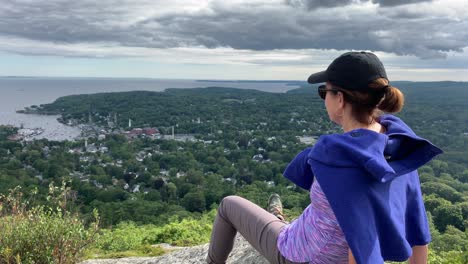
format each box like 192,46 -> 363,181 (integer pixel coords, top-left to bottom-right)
0,0 -> 467,81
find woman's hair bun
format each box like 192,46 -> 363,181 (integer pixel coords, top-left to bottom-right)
377,86 -> 404,113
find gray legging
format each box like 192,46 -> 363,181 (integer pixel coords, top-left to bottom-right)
206,195 -> 306,264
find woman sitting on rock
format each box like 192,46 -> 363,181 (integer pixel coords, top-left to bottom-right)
206,51 -> 442,264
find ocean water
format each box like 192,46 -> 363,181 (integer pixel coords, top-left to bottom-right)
0,77 -> 299,141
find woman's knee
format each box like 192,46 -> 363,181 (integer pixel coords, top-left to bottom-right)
218,195 -> 243,217
219,195 -> 242,209
221,195 -> 242,203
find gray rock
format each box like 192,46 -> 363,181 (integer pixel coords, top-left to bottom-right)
81,235 -> 268,264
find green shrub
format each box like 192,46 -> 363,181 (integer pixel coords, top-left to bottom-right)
146,218 -> 212,246
0,184 -> 99,264
94,222 -> 149,252
427,249 -> 468,264
92,209 -> 215,256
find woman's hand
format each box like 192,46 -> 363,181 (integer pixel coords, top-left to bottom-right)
348,248 -> 356,264
408,245 -> 428,264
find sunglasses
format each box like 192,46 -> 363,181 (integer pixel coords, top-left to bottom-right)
317,85 -> 344,100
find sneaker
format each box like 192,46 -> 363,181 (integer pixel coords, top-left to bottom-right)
268,193 -> 285,221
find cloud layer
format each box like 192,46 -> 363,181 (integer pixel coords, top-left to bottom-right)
0,0 -> 466,59
372,0 -> 434,7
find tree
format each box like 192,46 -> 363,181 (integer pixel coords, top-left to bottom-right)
433,225 -> 468,252
152,177 -> 165,189
105,165 -> 124,178
161,182 -> 177,203
424,194 -> 451,213
460,170 -> 468,183
459,201 -> 468,219
430,160 -> 449,177
46,163 -> 69,179
186,170 -> 205,186
433,204 -> 464,232
181,191 -> 206,212
422,182 -> 463,203
89,165 -> 106,176
96,188 -> 129,203
143,190 -> 161,201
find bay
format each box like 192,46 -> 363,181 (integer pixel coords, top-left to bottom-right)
0,77 -> 300,141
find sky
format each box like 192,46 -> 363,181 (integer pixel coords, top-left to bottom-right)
0,0 -> 467,81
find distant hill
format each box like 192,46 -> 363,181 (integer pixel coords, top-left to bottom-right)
197,79 -> 305,86
287,81 -> 468,107
286,86 -> 310,94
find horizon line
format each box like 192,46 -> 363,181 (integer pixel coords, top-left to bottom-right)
1,76 -> 467,83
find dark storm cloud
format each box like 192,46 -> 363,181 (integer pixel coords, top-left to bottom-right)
150,10 -> 379,51
0,0 -> 466,59
146,3 -> 467,59
285,0 -> 434,9
285,0 -> 355,10
371,0 -> 434,7
0,1 -> 126,43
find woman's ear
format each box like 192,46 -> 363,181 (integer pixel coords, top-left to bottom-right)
333,92 -> 345,121
338,91 -> 345,109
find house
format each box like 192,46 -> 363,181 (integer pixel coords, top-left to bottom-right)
69,171 -> 85,180
223,178 -> 237,185
42,146 -> 50,155
85,144 -> 98,153
143,127 -> 159,136
99,146 -> 109,153
7,134 -> 22,141
132,184 -> 141,193
91,180 -> 103,189
252,154 -> 264,162
79,156 -> 92,162
124,127 -> 159,139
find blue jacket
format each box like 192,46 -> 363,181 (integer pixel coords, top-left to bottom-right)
283,115 -> 442,264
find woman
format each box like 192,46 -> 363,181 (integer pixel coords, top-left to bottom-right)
206,51 -> 442,264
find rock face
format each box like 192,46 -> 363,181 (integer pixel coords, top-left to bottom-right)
81,236 -> 269,264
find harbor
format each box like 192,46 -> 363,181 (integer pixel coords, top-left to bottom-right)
0,77 -> 297,142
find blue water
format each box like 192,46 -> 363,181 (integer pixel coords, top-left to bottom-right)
0,77 -> 300,141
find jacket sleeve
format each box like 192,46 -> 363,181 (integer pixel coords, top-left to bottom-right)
283,147 -> 314,190
405,171 -> 432,246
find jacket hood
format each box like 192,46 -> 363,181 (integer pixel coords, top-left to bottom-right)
308,114 -> 443,183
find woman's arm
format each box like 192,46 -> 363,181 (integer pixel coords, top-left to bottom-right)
348,248 -> 357,264
408,245 -> 428,264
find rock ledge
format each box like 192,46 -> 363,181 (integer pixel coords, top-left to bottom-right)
81,236 -> 268,264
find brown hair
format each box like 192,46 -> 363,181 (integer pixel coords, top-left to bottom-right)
336,78 -> 404,124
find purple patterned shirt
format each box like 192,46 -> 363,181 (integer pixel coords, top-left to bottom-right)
277,180 -> 349,263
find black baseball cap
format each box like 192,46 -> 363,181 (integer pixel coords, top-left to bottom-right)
307,51 -> 388,91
